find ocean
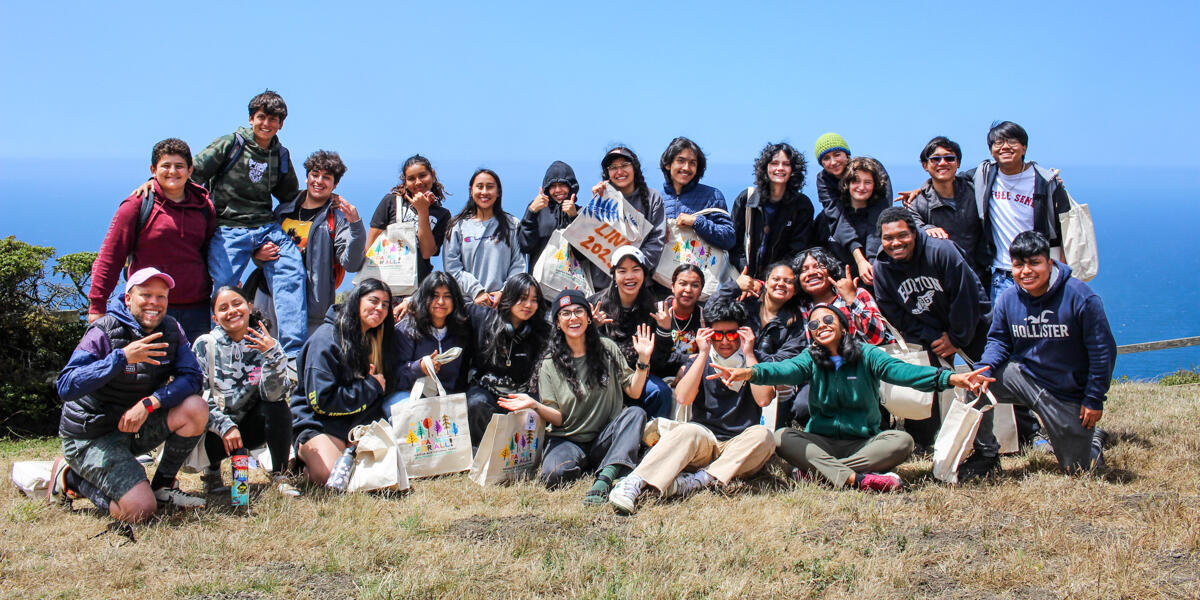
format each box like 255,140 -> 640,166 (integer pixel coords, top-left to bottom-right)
2,157 -> 1196,380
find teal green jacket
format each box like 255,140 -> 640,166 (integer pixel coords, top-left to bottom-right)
751,343 -> 951,440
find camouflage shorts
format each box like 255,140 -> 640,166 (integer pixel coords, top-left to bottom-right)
61,409 -> 172,502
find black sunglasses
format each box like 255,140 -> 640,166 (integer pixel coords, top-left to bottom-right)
807,314 -> 838,331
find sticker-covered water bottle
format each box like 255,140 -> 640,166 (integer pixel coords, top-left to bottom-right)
325,446 -> 356,491
231,449 -> 251,508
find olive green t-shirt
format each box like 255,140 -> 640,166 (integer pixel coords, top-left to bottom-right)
538,337 -> 635,443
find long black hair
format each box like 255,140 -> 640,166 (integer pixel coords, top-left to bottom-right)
390,154 -> 447,201
209,285 -> 270,332
483,274 -> 549,368
335,278 -> 397,388
596,254 -> 657,318
548,304 -> 609,400
404,271 -> 471,341
807,306 -> 862,370
600,146 -> 649,198
753,142 -> 807,199
448,168 -> 512,245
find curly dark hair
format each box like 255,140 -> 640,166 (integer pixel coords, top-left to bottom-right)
601,146 -> 649,198
404,271 -> 471,342
660,136 -> 707,184
448,169 -> 512,246
482,274 -> 549,369
303,150 -> 347,184
151,138 -> 192,168
335,278 -> 397,391
838,157 -> 890,209
806,306 -> 862,370
389,154 -> 448,202
704,297 -> 747,326
248,90 -> 287,122
548,308 -> 610,400
753,142 -> 806,198
791,247 -> 846,305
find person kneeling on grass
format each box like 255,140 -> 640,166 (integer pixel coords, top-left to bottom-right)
608,299 -> 776,514
710,305 -> 992,492
193,286 -> 297,497
49,268 -> 209,522
499,290 -> 652,505
290,278 -> 398,486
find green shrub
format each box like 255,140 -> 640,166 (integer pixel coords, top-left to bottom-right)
1158,368 -> 1200,386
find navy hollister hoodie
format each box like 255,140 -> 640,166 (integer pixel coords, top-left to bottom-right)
978,262 -> 1116,410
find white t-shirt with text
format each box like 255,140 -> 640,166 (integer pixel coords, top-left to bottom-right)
989,166 -> 1036,270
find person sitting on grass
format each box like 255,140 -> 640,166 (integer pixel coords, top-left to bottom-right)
608,300 -> 776,514
499,290 -> 652,505
193,286 -> 297,497
290,278 -> 397,486
49,268 -> 209,522
710,305 -> 992,492
387,272 -> 473,423
464,273 -> 549,448
977,231 -> 1116,474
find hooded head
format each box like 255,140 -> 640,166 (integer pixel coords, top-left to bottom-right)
541,160 -> 579,201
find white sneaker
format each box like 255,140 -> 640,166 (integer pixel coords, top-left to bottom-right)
608,477 -> 642,514
274,475 -> 301,498
154,486 -> 206,508
663,472 -> 703,500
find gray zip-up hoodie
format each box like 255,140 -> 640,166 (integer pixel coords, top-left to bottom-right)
443,214 -> 527,299
274,191 -> 367,332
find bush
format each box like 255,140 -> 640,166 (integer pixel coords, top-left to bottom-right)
1158,368 -> 1200,386
0,236 -> 95,435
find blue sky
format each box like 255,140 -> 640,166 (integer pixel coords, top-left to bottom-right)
1,1 -> 1197,169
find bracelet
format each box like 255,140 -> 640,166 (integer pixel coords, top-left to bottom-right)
636,361 -> 650,371
141,397 -> 156,414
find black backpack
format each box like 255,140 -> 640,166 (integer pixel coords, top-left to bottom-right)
205,133 -> 291,193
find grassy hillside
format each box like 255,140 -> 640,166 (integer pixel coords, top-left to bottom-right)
2,382 -> 1198,599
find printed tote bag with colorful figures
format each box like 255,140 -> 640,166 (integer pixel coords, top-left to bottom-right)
391,360 -> 472,478
652,208 -> 730,301
355,222 -> 418,296
468,408 -> 546,486
562,183 -> 651,271
531,229 -> 594,298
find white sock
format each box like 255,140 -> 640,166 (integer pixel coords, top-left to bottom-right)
694,470 -> 715,487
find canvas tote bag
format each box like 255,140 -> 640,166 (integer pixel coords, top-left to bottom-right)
347,419 -> 410,493
531,229 -> 594,299
653,207 -> 731,300
391,358 -> 473,477
931,391 -> 993,484
562,183 -> 651,271
356,221 -> 419,296
1058,190 -> 1099,281
952,351 -> 1018,454
468,408 -> 546,486
876,319 -> 935,420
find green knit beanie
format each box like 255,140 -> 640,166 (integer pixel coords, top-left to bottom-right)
814,133 -> 851,162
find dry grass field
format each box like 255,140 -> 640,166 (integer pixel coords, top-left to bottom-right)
2,381 -> 1198,599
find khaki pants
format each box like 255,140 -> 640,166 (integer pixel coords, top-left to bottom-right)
632,424 -> 775,492
775,428 -> 914,488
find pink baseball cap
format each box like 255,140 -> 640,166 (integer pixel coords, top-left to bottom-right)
125,267 -> 175,293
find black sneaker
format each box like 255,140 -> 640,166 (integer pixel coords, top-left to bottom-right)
957,454 -> 1002,484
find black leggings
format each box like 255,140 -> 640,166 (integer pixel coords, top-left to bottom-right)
204,401 -> 293,474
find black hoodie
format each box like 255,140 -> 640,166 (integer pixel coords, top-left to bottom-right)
518,161 -> 580,263
872,233 -> 990,350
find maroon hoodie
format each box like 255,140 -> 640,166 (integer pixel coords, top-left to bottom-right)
89,180 -> 216,313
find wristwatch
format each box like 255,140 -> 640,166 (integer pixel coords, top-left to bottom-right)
636,361 -> 650,371
141,397 -> 156,413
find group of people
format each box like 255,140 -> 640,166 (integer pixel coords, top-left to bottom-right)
46,90 -> 1117,522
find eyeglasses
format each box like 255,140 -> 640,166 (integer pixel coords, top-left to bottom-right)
607,161 -> 633,173
807,314 -> 838,331
991,139 -> 1023,149
559,308 -> 587,320
710,330 -> 740,342
926,155 -> 958,164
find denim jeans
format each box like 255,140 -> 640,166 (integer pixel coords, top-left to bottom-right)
208,224 -> 307,356
167,306 -> 212,344
626,374 -> 673,419
991,269 -> 1015,303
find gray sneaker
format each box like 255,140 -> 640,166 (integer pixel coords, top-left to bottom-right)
663,472 -> 703,500
154,486 -> 206,508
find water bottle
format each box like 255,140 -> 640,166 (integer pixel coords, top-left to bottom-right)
231,449 -> 251,509
326,446 -> 356,491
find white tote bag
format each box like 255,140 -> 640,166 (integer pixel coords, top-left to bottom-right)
531,229 -> 595,299
11,460 -> 54,497
468,409 -> 546,486
653,207 -> 731,300
992,403 -> 1020,455
391,360 -> 473,478
876,319 -> 935,420
931,392 -> 992,484
347,419 -> 410,493
1058,191 -> 1099,281
562,183 -> 651,271
356,221 -> 418,296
